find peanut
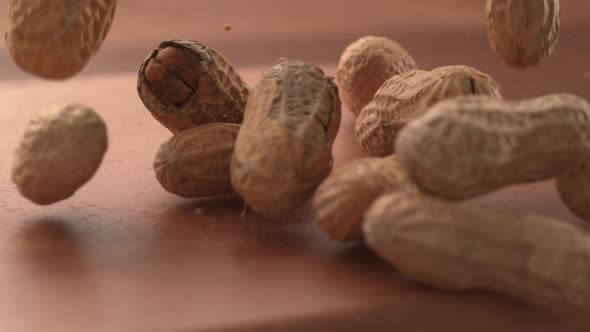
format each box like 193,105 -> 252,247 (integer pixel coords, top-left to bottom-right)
6,0 -> 117,79
313,156 -> 415,242
396,94 -> 590,199
154,123 -> 240,198
363,191 -> 590,313
337,36 -> 417,116
231,60 -> 341,218
12,104 -> 108,205
486,0 -> 560,68
355,65 -> 501,156
137,39 -> 249,133
556,159 -> 590,222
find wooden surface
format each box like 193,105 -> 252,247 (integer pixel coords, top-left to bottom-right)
1,1 -> 590,331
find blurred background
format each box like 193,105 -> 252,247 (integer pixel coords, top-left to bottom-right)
1,0 -> 588,99
0,3 -> 588,331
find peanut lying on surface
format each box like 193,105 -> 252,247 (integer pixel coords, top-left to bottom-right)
486,0 -> 560,68
355,66 -> 501,156
154,123 -> 240,198
397,94 -> 590,199
313,156 -> 415,242
556,159 -> 590,222
364,191 -> 590,313
231,60 -> 341,218
337,36 -> 417,116
12,104 -> 108,205
6,0 -> 117,79
138,39 -> 249,133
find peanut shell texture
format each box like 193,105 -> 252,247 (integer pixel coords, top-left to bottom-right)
556,159 -> 590,223
6,0 -> 117,79
138,39 -> 250,133
231,60 -> 341,218
364,191 -> 590,313
356,65 -> 502,156
396,94 -> 590,199
486,0 -> 560,68
12,104 -> 108,205
337,36 -> 417,116
313,156 -> 414,242
154,123 -> 240,198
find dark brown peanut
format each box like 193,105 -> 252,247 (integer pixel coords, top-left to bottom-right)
138,39 -> 249,133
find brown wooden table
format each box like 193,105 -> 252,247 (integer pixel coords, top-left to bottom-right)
1,1 -> 589,331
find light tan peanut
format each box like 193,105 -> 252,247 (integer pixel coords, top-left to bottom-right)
231,60 -> 341,218
12,104 -> 108,205
337,36 -> 417,116
355,66 -> 501,156
313,156 -> 416,242
6,0 -> 117,79
364,191 -> 590,313
137,39 -> 249,133
556,159 -> 590,222
486,0 -> 560,68
396,94 -> 590,199
154,123 -> 239,198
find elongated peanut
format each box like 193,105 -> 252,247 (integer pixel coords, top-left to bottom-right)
556,158 -> 590,222
138,39 -> 249,133
6,0 -> 117,79
486,0 -> 560,68
364,191 -> 590,313
231,60 -> 341,217
397,94 -> 590,199
337,36 -> 417,116
313,156 -> 415,242
154,123 -> 239,198
355,66 -> 501,156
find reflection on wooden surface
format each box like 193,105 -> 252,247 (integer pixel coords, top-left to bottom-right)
0,1 -> 589,331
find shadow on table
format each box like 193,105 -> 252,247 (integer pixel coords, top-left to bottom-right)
15,217 -> 87,272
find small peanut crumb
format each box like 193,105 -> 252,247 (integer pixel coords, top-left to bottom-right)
583,71 -> 590,79
224,24 -> 232,32
194,208 -> 204,215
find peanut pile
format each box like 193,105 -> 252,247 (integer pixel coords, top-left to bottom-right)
9,0 -> 590,318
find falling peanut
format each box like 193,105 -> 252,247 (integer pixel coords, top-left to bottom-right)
337,36 -> 417,116
486,0 -> 560,68
6,0 -> 117,79
12,104 -> 108,204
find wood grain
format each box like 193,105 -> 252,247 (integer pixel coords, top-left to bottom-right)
1,1 -> 589,331
0,69 -> 588,332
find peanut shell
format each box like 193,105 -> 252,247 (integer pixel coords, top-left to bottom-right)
396,94 -> 590,199
12,104 -> 108,205
154,123 -> 240,198
313,156 -> 415,242
486,0 -> 560,68
6,0 -> 117,79
556,159 -> 590,222
231,60 -> 341,218
364,191 -> 590,313
138,39 -> 249,133
337,36 -> 417,116
355,65 -> 502,156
